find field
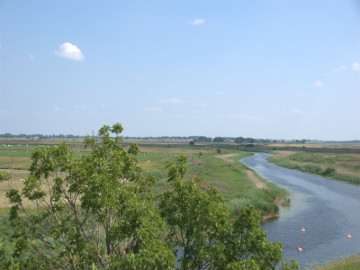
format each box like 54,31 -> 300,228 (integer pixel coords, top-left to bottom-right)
0,139 -> 288,218
268,150 -> 360,184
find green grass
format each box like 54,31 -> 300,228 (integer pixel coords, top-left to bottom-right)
137,149 -> 287,217
311,255 -> 360,270
0,143 -> 288,218
268,151 -> 360,185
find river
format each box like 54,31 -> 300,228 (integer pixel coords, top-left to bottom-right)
240,153 -> 360,269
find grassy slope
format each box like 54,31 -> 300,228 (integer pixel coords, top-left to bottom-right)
0,142 -> 287,218
268,151 -> 360,185
311,255 -> 360,270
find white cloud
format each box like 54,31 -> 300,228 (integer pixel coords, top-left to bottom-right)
199,103 -> 207,107
159,98 -> 183,104
52,106 -> 61,112
28,54 -> 36,60
352,62 -> 360,71
54,42 -> 84,61
189,19 -> 205,25
313,81 -> 324,87
144,107 -> 163,112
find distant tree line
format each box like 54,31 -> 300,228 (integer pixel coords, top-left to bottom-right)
0,133 -> 83,139
1,133 -> 357,144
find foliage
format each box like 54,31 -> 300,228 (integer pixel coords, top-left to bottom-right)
1,123 -> 298,269
2,123 -> 174,269
268,152 -> 360,184
159,156 -> 298,270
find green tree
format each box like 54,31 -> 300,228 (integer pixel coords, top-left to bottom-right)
2,123 -> 298,269
159,156 -> 298,270
4,123 -> 174,269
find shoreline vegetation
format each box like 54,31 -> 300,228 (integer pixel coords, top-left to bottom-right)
0,125 -> 300,269
0,139 -> 290,220
1,136 -> 359,268
311,254 -> 360,270
1,139 -> 359,218
267,151 -> 360,185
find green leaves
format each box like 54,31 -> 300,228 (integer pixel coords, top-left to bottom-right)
0,171 -> 10,182
160,156 -> 290,270
2,123 -> 297,269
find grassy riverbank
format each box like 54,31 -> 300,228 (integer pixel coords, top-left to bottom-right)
268,151 -> 360,185
311,255 -> 360,270
0,140 -> 288,218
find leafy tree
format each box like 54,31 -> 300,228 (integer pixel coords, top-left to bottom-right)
234,137 -> 246,144
2,123 -> 299,269
4,123 -> 174,269
213,137 -> 225,143
159,156 -> 299,270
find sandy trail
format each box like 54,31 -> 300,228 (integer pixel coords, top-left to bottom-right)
214,154 -> 266,188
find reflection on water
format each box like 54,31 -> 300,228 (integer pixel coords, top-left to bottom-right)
278,191 -> 307,218
241,153 -> 360,269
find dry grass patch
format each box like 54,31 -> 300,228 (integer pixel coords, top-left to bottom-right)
245,170 -> 266,189
214,153 -> 239,163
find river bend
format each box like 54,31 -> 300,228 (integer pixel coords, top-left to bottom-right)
240,153 -> 360,269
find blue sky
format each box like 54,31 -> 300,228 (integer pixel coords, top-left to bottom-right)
0,0 -> 359,140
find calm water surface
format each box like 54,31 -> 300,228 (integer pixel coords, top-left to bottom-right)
241,153 -> 360,269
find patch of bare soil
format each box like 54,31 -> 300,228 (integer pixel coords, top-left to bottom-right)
214,154 -> 266,189
214,153 -> 238,163
272,151 -> 295,159
245,170 -> 266,189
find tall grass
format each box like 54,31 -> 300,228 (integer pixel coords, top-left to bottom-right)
312,255 -> 360,270
268,152 -> 360,185
0,142 -> 287,218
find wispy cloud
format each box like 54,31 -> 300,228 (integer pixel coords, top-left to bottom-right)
352,62 -> 360,71
144,107 -> 163,112
313,81 -> 324,87
54,42 -> 84,61
189,18 -> 205,25
330,65 -> 347,74
159,98 -> 183,104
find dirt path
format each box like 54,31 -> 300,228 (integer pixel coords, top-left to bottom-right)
214,154 -> 266,189
214,153 -> 238,163
272,150 -> 295,159
245,170 -> 266,189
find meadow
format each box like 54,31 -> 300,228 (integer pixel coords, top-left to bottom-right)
268,150 -> 360,185
0,139 -> 288,218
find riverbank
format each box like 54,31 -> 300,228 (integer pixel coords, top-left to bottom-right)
0,142 -> 287,219
242,153 -> 360,269
267,151 -> 360,185
311,254 -> 360,270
